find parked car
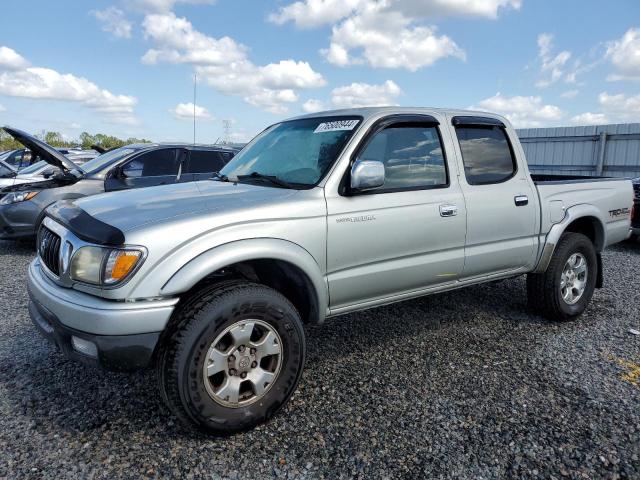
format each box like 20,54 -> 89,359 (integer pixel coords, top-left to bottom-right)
0,160 -> 63,189
0,157 -> 17,179
0,148 -> 31,169
26,107 -> 633,434
0,126 -> 238,239
632,176 -> 640,239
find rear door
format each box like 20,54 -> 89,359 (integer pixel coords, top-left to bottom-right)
182,149 -> 233,182
326,115 -> 467,310
105,148 -> 182,191
448,116 -> 538,278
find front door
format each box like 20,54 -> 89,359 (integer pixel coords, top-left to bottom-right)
105,148 -> 183,191
326,118 -> 467,310
449,116 -> 538,278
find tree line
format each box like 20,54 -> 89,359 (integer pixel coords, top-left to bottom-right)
0,130 -> 151,152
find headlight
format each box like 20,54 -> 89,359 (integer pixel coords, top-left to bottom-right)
0,191 -> 38,205
69,246 -> 145,286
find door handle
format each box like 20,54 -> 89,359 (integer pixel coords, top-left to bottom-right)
514,195 -> 529,206
439,204 -> 458,217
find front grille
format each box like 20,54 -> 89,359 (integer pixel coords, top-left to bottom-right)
38,226 -> 62,276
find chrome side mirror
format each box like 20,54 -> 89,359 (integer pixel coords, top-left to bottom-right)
350,160 -> 385,191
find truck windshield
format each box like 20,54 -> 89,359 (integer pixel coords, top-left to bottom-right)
220,116 -> 362,188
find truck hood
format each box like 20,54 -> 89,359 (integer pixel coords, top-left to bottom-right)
74,180 -> 299,233
2,126 -> 79,173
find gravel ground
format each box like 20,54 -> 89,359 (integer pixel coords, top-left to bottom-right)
0,239 -> 639,479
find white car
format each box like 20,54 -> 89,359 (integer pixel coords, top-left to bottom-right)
0,160 -> 59,189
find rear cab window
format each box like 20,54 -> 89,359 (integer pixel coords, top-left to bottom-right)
454,123 -> 517,185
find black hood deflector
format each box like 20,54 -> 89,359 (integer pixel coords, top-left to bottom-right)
46,201 -> 125,246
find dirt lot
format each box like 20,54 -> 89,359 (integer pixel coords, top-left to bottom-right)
0,239 -> 639,479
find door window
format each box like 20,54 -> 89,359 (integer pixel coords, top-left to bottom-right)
456,126 -> 517,185
121,149 -> 179,178
357,124 -> 448,192
185,150 -> 228,174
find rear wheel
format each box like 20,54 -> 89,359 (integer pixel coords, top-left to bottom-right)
527,232 -> 597,321
157,281 -> 306,434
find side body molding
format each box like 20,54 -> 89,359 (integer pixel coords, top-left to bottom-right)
160,238 -> 329,323
533,203 -> 606,273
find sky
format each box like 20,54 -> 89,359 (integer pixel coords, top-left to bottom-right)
0,0 -> 639,144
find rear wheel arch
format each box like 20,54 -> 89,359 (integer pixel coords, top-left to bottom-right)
535,206 -> 606,273
563,215 -> 605,251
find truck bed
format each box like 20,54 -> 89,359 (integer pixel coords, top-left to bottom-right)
532,173 -> 633,248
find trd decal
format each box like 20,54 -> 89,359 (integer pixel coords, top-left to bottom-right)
608,207 -> 631,218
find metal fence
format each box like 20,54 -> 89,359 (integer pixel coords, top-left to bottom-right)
516,123 -> 640,178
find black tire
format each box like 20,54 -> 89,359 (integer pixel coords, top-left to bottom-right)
156,281 -> 306,435
527,232 -> 598,321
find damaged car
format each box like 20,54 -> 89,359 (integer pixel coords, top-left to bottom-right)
0,127 -> 239,240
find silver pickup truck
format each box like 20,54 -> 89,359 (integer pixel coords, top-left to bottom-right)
27,107 -> 633,434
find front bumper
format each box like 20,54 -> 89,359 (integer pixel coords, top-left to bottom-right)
27,259 -> 179,371
0,201 -> 39,239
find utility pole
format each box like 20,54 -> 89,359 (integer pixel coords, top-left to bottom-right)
222,119 -> 231,144
192,73 -> 197,144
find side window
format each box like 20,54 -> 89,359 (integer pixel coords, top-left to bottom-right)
122,149 -> 179,178
186,150 -> 226,174
456,126 -> 517,185
358,124 -> 448,192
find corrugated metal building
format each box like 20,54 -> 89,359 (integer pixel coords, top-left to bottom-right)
516,123 -> 640,178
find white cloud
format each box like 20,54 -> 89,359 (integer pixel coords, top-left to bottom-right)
605,28 -> 640,81
91,7 -> 133,39
270,0 -> 521,28
269,0 -> 362,29
142,13 -> 325,113
597,92 -> 640,121
473,92 -> 564,127
398,0 -> 522,19
535,33 -> 571,88
0,46 -> 138,125
322,3 -> 465,71
331,80 -> 402,108
0,46 -> 29,70
130,0 -> 215,13
141,13 -> 246,65
0,104 -> 5,112
560,89 -> 579,99
302,99 -> 325,113
570,112 -> 609,125
170,102 -> 212,120
271,0 -> 519,70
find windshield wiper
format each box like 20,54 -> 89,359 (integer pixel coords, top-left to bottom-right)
210,171 -> 229,182
236,171 -> 294,189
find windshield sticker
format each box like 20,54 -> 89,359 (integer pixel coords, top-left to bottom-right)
314,120 -> 360,133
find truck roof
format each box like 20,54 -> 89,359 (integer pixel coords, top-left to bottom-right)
289,106 -> 510,126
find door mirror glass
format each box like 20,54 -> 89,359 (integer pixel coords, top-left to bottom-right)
350,160 -> 385,191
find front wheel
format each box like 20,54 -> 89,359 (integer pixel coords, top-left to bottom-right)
527,232 -> 598,321
157,281 -> 306,434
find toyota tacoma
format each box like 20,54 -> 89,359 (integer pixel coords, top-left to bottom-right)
27,107 -> 634,434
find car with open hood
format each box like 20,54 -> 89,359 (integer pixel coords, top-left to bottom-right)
0,126 -> 239,239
